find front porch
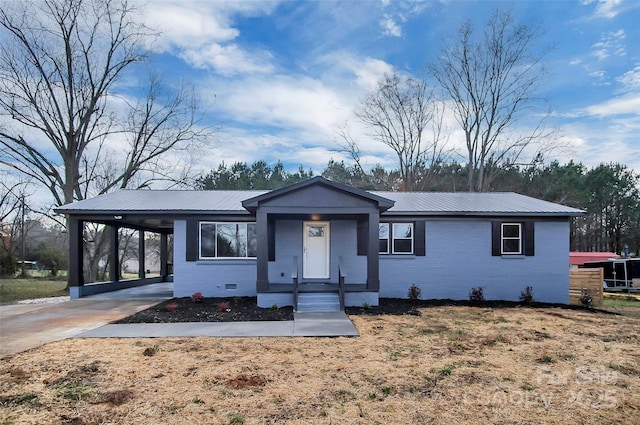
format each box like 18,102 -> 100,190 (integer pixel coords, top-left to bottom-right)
265,283 -> 367,292
242,177 -> 395,308
258,289 -> 379,310
260,263 -> 377,311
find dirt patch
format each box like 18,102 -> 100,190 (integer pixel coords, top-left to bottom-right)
1,306 -> 639,424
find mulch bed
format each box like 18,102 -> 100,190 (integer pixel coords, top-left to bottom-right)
115,296 -> 606,324
114,297 -> 293,323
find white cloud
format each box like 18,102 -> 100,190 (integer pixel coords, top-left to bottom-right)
617,64 -> 640,90
589,70 -> 607,80
316,52 -> 394,91
380,15 -> 402,37
558,134 -> 588,149
591,29 -> 626,61
377,1 -> 430,39
180,44 -> 274,75
555,122 -> 640,172
140,1 -> 278,75
592,0 -> 624,19
584,93 -> 640,117
210,74 -> 350,135
191,51 -> 404,173
144,4 -> 238,49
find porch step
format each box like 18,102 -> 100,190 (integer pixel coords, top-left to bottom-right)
297,292 -> 341,312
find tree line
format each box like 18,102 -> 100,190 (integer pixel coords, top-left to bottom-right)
196,159 -> 640,256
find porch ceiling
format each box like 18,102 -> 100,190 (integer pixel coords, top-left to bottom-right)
68,214 -> 175,233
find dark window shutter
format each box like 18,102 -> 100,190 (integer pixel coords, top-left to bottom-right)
491,221 -> 501,256
524,221 -> 535,256
268,220 -> 275,261
357,218 -> 367,256
186,219 -> 199,261
414,221 -> 426,256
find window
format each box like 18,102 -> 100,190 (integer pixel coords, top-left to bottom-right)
199,222 -> 257,259
492,221 -> 534,257
308,226 -> 325,237
379,222 -> 414,254
379,223 -> 389,254
501,223 -> 522,254
393,223 -> 413,254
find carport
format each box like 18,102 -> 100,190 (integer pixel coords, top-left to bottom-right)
55,193 -> 176,299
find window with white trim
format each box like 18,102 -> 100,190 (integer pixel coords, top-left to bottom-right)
199,222 -> 257,258
501,223 -> 522,255
379,222 -> 415,254
392,223 -> 413,254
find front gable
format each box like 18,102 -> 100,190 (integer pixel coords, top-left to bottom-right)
242,176 -> 394,214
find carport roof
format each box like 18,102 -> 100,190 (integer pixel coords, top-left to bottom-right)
56,189 -> 267,215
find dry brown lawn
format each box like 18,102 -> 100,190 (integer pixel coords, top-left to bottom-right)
1,306 -> 639,424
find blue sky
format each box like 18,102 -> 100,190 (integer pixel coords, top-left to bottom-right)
134,0 -> 639,177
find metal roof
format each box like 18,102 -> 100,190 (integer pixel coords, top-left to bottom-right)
55,189 -> 267,214
374,191 -> 584,216
56,189 -> 583,217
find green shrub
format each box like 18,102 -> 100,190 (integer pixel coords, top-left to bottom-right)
469,286 -> 485,303
537,354 -> 555,364
519,286 -> 535,304
580,290 -> 594,308
228,412 -> 245,424
438,364 -> 455,376
37,244 -> 67,277
407,284 -> 422,300
0,253 -> 17,277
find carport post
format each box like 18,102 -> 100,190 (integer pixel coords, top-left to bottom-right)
67,217 -> 84,288
109,225 -> 120,282
160,232 -> 169,279
138,230 -> 145,279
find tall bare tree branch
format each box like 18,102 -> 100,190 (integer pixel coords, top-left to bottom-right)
0,0 -> 211,208
429,9 -> 553,191
351,72 -> 448,191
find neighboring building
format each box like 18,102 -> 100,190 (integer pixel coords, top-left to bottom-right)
56,176 -> 584,309
569,252 -> 620,269
0,225 -> 10,250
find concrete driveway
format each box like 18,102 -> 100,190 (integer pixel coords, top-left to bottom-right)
0,283 -> 172,357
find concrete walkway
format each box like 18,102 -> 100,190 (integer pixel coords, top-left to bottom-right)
76,312 -> 359,338
1,283 -> 358,356
1,297 -> 169,356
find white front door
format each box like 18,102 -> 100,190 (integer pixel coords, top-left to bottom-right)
303,221 -> 330,279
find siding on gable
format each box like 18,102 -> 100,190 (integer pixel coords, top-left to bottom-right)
378,219 -> 569,303
259,185 -> 376,209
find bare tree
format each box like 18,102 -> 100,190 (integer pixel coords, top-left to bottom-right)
0,0 -> 209,209
352,73 -> 448,191
429,10 -> 552,192
0,177 -> 24,225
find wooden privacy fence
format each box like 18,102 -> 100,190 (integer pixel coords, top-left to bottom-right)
570,268 -> 604,307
